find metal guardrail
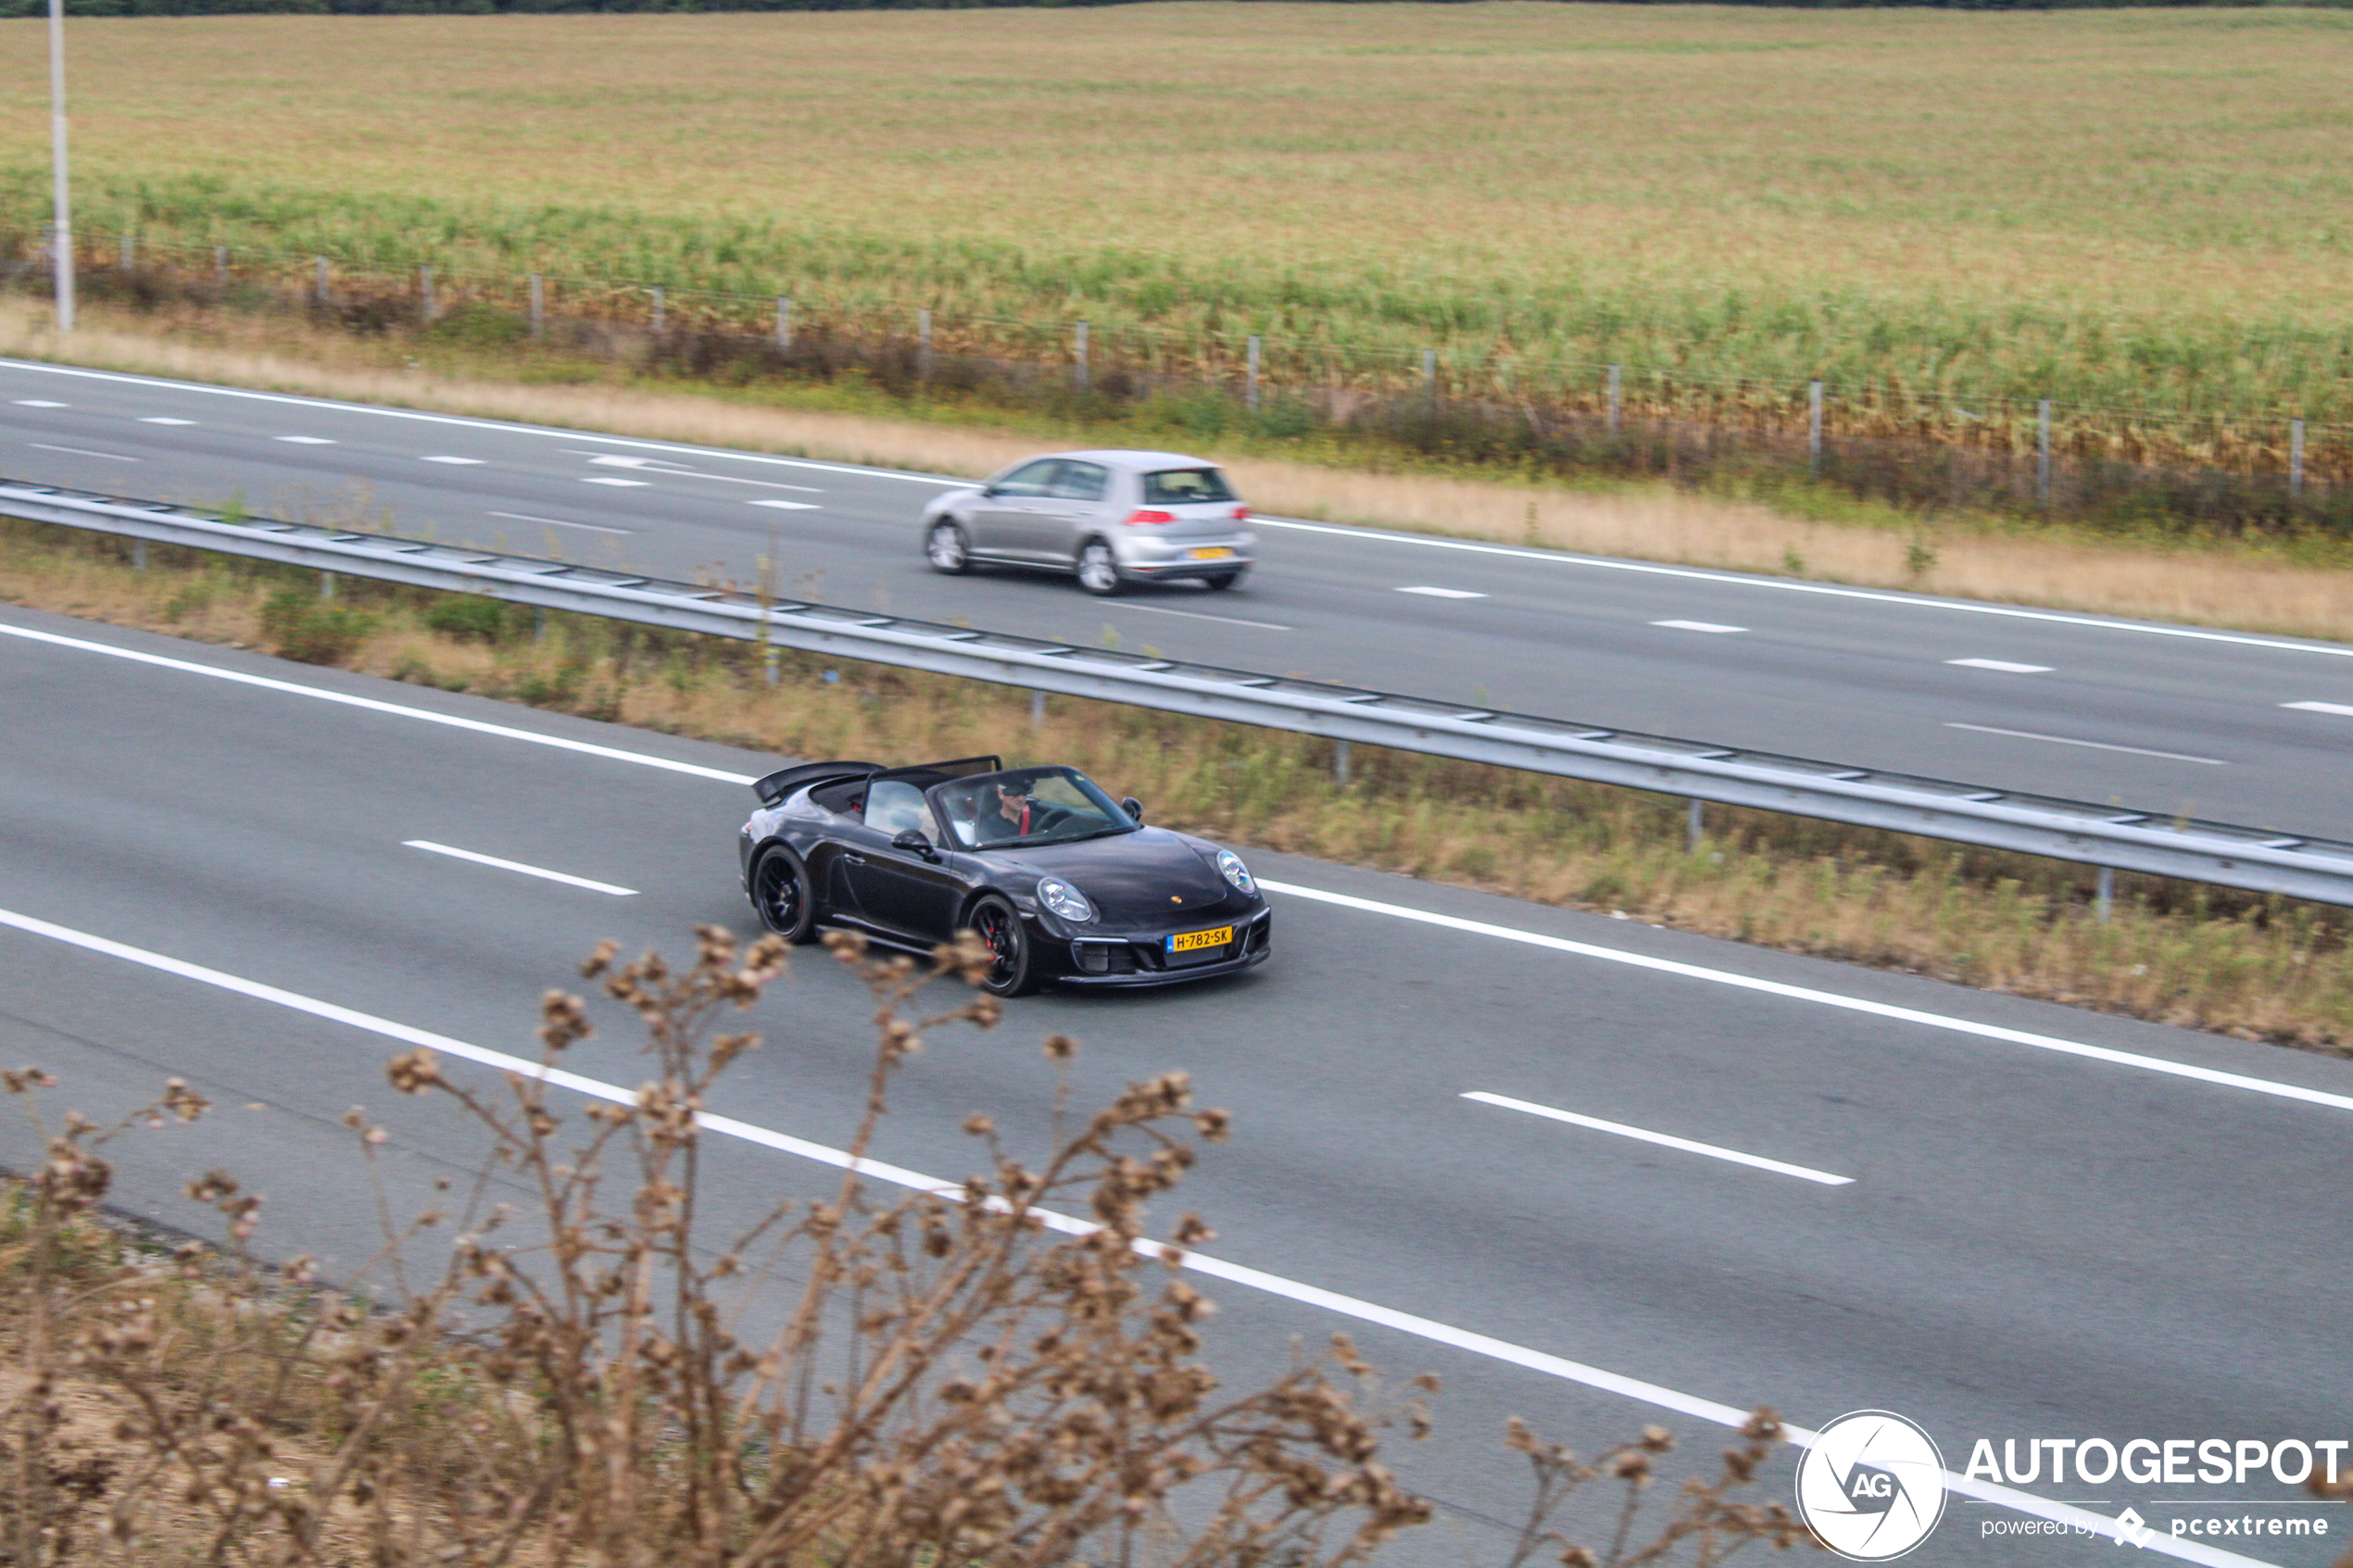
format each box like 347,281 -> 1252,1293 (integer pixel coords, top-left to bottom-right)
10,477 -> 2353,906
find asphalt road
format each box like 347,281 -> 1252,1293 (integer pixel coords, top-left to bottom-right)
6,358 -> 2353,841
3,601 -> 2348,1566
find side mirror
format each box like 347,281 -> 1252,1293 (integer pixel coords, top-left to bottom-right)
1122,797 -> 1144,822
979,483 -> 1001,498
890,828 -> 938,859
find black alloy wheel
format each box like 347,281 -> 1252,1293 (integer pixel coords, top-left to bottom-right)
926,519 -> 972,575
966,894 -> 1036,997
750,846 -> 817,943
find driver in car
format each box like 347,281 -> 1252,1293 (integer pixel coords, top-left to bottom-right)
972,780 -> 1038,844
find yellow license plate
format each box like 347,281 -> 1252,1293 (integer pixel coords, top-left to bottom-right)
1166,926 -> 1235,954
1188,546 -> 1237,560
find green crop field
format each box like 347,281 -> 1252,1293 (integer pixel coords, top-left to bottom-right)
0,3 -> 2348,418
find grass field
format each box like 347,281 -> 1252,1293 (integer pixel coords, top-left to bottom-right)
0,4 -> 2348,421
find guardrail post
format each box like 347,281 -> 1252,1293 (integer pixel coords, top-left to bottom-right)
313,256 -> 329,307
2291,419 -> 2306,500
534,607 -> 547,642
1030,689 -> 1046,728
651,286 -> 665,335
529,274 -> 544,340
1421,348 -> 1436,392
1246,334 -> 1261,412
2096,865 -> 2114,924
2037,398 -> 2053,508
762,646 -> 780,686
119,228 -> 131,272
917,307 -> 931,382
131,539 -> 145,571
1607,364 -> 1621,436
776,295 -> 791,349
319,570 -> 335,601
1333,737 -> 1351,787
1808,381 -> 1823,478
1074,320 -> 1088,392
419,265 -> 434,323
1687,797 -> 1704,853
214,245 -> 227,288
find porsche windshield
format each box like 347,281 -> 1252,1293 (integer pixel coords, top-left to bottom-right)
933,768 -> 1134,850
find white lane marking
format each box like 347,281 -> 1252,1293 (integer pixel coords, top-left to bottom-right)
1107,602 -> 1292,631
575,452 -> 824,493
582,476 -> 648,487
1463,1091 -> 1853,1185
28,442 -> 138,461
1257,879 -> 2353,1118
0,903 -> 2272,1568
2284,700 -> 2353,717
487,509 -> 632,536
401,839 -> 635,896
1245,513 -> 2353,666
276,435 -> 336,445
420,455 -> 484,465
1947,658 -> 2052,673
749,498 -> 820,510
1396,585 -> 1487,600
0,358 -> 949,483
1944,722 -> 2227,766
139,416 -> 195,425
1651,619 -> 1746,633
0,621 -> 758,785
12,398 -> 66,407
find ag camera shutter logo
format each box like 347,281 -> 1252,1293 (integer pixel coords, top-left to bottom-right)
1795,1411 -> 1948,1561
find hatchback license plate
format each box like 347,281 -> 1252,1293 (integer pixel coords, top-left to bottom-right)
1188,546 -> 1237,560
1166,926 -> 1234,954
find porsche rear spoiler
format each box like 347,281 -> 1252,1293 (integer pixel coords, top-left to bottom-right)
751,759 -> 886,807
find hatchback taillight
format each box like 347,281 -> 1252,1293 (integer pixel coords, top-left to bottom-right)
1232,505 -> 1251,521
1124,509 -> 1176,526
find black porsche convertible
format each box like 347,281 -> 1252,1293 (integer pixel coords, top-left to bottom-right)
736,755 -> 1272,996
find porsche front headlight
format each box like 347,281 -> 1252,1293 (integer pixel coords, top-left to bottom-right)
1215,850 -> 1255,896
1037,876 -> 1094,922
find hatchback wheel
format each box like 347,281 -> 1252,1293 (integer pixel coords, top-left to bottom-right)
926,519 -> 972,575
1076,539 -> 1125,596
1204,570 -> 1246,591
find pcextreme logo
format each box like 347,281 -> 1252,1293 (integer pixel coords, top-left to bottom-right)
1794,1411 -> 1950,1562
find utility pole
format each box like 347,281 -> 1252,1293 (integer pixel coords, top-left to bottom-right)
47,0 -> 73,333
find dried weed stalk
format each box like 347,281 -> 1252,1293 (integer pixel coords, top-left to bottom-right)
0,928 -> 1806,1566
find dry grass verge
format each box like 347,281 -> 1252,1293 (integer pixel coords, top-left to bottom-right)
0,931 -> 1806,1565
7,299 -> 2353,644
6,516 -> 2353,1055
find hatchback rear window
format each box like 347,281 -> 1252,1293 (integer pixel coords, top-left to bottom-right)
1141,469 -> 1237,506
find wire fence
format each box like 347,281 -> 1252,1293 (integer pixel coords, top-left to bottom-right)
6,226 -> 2344,533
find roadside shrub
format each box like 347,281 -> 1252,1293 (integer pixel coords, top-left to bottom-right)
258,585 -> 374,665
422,593 -> 522,644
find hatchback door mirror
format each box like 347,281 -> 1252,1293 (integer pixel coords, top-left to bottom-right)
890,828 -> 938,859
979,483 -> 1001,497
1122,797 -> 1144,822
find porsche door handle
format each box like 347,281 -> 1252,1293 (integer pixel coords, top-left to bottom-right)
841,853 -> 867,866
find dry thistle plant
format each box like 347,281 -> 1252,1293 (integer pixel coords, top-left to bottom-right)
0,927 -> 1810,1566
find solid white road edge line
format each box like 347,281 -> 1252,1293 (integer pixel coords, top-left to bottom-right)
1461,1092 -> 1853,1185
0,902 -> 2271,1568
0,621 -> 758,786
14,621 -> 2349,1126
1258,879 -> 2353,1119
1944,722 -> 2227,766
400,840 -> 636,896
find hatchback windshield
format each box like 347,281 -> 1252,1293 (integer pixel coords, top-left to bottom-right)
932,767 -> 1135,849
1140,468 -> 1237,506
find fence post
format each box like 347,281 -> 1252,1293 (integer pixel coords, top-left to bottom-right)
314,256 -> 329,307
917,307 -> 931,381
2037,398 -> 2053,508
529,273 -> 544,339
1607,364 -> 1621,436
777,295 -> 791,349
2291,419 -> 2306,500
651,287 -> 665,334
419,265 -> 434,323
1807,380 -> 1823,478
1074,320 -> 1088,391
214,245 -> 227,288
1246,333 -> 1261,411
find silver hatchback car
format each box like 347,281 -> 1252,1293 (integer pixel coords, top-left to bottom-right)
920,449 -> 1258,596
